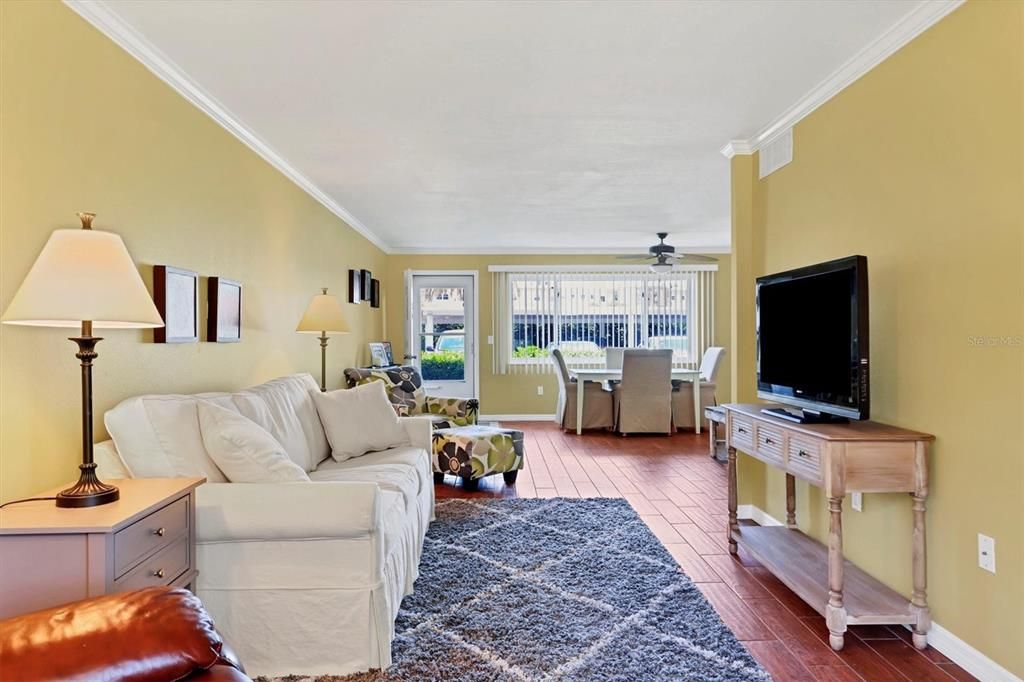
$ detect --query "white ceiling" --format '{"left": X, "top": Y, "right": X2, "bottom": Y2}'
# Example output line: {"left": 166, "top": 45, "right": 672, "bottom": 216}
{"left": 86, "top": 0, "right": 932, "bottom": 253}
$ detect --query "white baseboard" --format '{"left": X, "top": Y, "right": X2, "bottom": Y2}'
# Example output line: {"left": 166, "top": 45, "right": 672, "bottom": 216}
{"left": 478, "top": 414, "right": 556, "bottom": 422}
{"left": 737, "top": 504, "right": 784, "bottom": 526}
{"left": 908, "top": 622, "right": 1020, "bottom": 682}
{"left": 737, "top": 505, "right": 1019, "bottom": 682}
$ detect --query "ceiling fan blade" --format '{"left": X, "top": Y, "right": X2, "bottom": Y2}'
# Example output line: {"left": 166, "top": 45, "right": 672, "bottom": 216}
{"left": 675, "top": 254, "right": 718, "bottom": 263}
{"left": 615, "top": 254, "right": 655, "bottom": 260}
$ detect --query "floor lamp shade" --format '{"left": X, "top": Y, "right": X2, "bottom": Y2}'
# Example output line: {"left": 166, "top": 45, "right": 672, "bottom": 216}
{"left": 1, "top": 228, "right": 163, "bottom": 328}
{"left": 296, "top": 290, "right": 348, "bottom": 334}
{"left": 296, "top": 289, "right": 348, "bottom": 392}
{"left": 1, "top": 216, "right": 163, "bottom": 508}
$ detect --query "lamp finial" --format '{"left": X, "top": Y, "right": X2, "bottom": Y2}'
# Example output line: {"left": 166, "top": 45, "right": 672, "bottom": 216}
{"left": 77, "top": 212, "right": 96, "bottom": 230}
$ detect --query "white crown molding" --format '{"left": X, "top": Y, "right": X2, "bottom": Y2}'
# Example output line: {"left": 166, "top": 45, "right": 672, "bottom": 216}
{"left": 720, "top": 0, "right": 965, "bottom": 157}
{"left": 738, "top": 504, "right": 1020, "bottom": 682}
{"left": 389, "top": 244, "right": 732, "bottom": 256}
{"left": 62, "top": 0, "right": 391, "bottom": 253}
{"left": 720, "top": 140, "right": 754, "bottom": 159}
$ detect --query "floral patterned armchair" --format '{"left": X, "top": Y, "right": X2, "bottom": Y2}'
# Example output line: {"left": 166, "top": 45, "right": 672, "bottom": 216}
{"left": 343, "top": 365, "right": 478, "bottom": 428}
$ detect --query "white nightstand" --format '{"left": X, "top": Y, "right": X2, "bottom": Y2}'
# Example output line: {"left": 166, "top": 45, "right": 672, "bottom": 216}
{"left": 0, "top": 477, "right": 204, "bottom": 618}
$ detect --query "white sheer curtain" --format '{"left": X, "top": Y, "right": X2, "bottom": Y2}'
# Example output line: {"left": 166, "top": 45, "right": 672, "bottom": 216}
{"left": 490, "top": 266, "right": 716, "bottom": 375}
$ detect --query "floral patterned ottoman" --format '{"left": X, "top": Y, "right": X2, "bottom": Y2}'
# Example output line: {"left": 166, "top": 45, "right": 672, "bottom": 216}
{"left": 431, "top": 425, "right": 525, "bottom": 491}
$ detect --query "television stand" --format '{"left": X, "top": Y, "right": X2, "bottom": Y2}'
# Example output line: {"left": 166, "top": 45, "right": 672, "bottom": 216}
{"left": 723, "top": 403, "right": 934, "bottom": 652}
{"left": 761, "top": 406, "right": 848, "bottom": 424}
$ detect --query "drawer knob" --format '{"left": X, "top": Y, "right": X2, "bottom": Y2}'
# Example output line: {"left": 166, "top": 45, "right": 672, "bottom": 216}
{"left": 153, "top": 568, "right": 165, "bottom": 579}
{"left": 153, "top": 527, "right": 165, "bottom": 537}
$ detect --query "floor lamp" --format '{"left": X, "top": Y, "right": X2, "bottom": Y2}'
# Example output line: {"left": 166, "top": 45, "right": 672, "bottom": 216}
{"left": 1, "top": 213, "right": 164, "bottom": 507}
{"left": 297, "top": 288, "right": 348, "bottom": 391}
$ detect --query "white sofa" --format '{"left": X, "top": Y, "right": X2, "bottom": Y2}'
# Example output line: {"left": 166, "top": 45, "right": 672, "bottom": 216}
{"left": 93, "top": 373, "right": 434, "bottom": 678}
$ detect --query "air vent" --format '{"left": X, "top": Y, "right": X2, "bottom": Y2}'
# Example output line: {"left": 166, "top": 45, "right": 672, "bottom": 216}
{"left": 759, "top": 128, "right": 793, "bottom": 179}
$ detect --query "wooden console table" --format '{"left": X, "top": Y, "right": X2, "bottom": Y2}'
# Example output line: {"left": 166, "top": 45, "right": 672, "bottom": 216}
{"left": 723, "top": 404, "right": 933, "bottom": 651}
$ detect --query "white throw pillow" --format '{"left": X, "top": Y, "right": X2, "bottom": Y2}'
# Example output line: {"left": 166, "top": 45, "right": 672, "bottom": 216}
{"left": 312, "top": 381, "right": 410, "bottom": 462}
{"left": 197, "top": 401, "right": 310, "bottom": 483}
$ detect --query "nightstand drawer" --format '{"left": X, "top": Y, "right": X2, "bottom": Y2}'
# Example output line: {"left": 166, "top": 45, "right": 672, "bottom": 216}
{"left": 114, "top": 535, "right": 189, "bottom": 593}
{"left": 114, "top": 496, "right": 188, "bottom": 576}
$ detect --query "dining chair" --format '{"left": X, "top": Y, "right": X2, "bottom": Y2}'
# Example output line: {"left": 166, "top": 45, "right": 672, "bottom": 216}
{"left": 551, "top": 348, "right": 614, "bottom": 432}
{"left": 605, "top": 347, "right": 626, "bottom": 370}
{"left": 613, "top": 349, "right": 674, "bottom": 435}
{"left": 672, "top": 346, "right": 726, "bottom": 431}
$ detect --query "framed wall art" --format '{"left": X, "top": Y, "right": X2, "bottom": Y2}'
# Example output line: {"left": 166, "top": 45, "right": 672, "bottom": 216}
{"left": 348, "top": 269, "right": 362, "bottom": 304}
{"left": 207, "top": 277, "right": 242, "bottom": 343}
{"left": 153, "top": 265, "right": 198, "bottom": 343}
{"left": 370, "top": 278, "right": 380, "bottom": 308}
{"left": 360, "top": 269, "right": 372, "bottom": 300}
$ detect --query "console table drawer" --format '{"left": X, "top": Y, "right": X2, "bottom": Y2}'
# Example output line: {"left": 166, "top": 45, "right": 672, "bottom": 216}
{"left": 114, "top": 497, "right": 188, "bottom": 576}
{"left": 730, "top": 414, "right": 755, "bottom": 451}
{"left": 787, "top": 435, "right": 823, "bottom": 483}
{"left": 114, "top": 535, "right": 189, "bottom": 593}
{"left": 755, "top": 424, "right": 785, "bottom": 466}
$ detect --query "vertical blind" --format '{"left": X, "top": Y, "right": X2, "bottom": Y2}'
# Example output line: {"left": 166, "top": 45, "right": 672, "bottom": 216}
{"left": 491, "top": 266, "right": 716, "bottom": 375}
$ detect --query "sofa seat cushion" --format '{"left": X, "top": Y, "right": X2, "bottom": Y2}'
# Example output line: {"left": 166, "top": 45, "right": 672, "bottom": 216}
{"left": 313, "top": 456, "right": 421, "bottom": 509}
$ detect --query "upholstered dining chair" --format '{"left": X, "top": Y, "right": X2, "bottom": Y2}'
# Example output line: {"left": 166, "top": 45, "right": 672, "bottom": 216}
{"left": 551, "top": 348, "right": 614, "bottom": 432}
{"left": 605, "top": 347, "right": 626, "bottom": 370}
{"left": 613, "top": 349, "right": 674, "bottom": 435}
{"left": 672, "top": 346, "right": 726, "bottom": 431}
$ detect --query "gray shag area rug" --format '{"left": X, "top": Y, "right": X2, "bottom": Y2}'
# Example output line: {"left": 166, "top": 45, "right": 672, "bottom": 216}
{"left": 263, "top": 498, "right": 769, "bottom": 681}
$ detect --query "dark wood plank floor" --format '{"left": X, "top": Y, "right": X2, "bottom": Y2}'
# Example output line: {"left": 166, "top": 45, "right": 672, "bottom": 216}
{"left": 434, "top": 422, "right": 975, "bottom": 682}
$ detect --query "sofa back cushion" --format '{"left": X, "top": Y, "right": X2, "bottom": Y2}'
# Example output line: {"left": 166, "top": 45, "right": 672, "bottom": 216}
{"left": 197, "top": 401, "right": 310, "bottom": 483}
{"left": 343, "top": 365, "right": 426, "bottom": 416}
{"left": 105, "top": 393, "right": 230, "bottom": 481}
{"left": 231, "top": 374, "right": 328, "bottom": 472}
{"left": 105, "top": 373, "right": 328, "bottom": 480}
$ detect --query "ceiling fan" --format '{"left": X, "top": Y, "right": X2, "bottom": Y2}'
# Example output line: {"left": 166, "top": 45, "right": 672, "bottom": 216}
{"left": 617, "top": 233, "right": 718, "bottom": 273}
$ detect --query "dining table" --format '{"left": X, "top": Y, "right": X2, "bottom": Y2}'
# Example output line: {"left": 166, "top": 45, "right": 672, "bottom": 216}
{"left": 568, "top": 367, "right": 702, "bottom": 435}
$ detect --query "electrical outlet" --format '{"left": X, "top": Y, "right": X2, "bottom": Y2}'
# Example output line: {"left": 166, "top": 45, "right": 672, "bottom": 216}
{"left": 537, "top": 386, "right": 544, "bottom": 396}
{"left": 978, "top": 534, "right": 996, "bottom": 573}
{"left": 851, "top": 492, "right": 863, "bottom": 512}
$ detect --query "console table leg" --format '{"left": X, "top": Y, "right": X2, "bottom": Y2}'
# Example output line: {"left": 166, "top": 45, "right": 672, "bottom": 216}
{"left": 911, "top": 492, "right": 931, "bottom": 649}
{"left": 785, "top": 474, "right": 797, "bottom": 528}
{"left": 826, "top": 495, "right": 847, "bottom": 651}
{"left": 727, "top": 446, "right": 738, "bottom": 554}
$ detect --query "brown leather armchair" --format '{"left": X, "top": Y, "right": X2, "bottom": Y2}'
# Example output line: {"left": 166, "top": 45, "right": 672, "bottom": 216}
{"left": 0, "top": 587, "right": 250, "bottom": 682}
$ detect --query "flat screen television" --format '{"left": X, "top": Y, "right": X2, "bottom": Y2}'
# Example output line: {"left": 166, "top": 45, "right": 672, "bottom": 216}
{"left": 756, "top": 255, "right": 869, "bottom": 422}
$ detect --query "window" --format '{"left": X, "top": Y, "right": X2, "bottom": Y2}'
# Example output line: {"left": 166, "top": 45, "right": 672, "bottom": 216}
{"left": 490, "top": 266, "right": 717, "bottom": 374}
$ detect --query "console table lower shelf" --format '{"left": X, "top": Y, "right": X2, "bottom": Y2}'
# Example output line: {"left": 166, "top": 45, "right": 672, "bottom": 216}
{"left": 732, "top": 526, "right": 916, "bottom": 626}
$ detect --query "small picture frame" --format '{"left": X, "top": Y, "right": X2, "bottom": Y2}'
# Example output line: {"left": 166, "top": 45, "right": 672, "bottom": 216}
{"left": 207, "top": 277, "right": 242, "bottom": 343}
{"left": 348, "top": 269, "right": 362, "bottom": 304}
{"left": 361, "top": 269, "right": 373, "bottom": 301}
{"left": 370, "top": 278, "right": 380, "bottom": 308}
{"left": 369, "top": 341, "right": 394, "bottom": 368}
{"left": 153, "top": 265, "right": 198, "bottom": 343}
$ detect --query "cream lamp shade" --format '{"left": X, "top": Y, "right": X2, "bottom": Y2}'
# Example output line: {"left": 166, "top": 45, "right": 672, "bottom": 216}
{"left": 296, "top": 290, "right": 348, "bottom": 334}
{"left": 1, "top": 228, "right": 163, "bottom": 328}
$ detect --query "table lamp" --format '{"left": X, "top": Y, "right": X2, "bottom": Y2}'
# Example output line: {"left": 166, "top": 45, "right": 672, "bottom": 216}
{"left": 1, "top": 213, "right": 164, "bottom": 507}
{"left": 296, "top": 288, "right": 349, "bottom": 391}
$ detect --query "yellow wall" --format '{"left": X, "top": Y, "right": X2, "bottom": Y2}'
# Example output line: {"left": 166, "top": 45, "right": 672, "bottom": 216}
{"left": 0, "top": 1, "right": 386, "bottom": 500}
{"left": 731, "top": 1, "right": 1023, "bottom": 674}
{"left": 385, "top": 255, "right": 732, "bottom": 415}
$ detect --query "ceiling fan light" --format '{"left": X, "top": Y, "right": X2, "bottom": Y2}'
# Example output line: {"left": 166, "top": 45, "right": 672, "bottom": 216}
{"left": 649, "top": 261, "right": 674, "bottom": 274}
